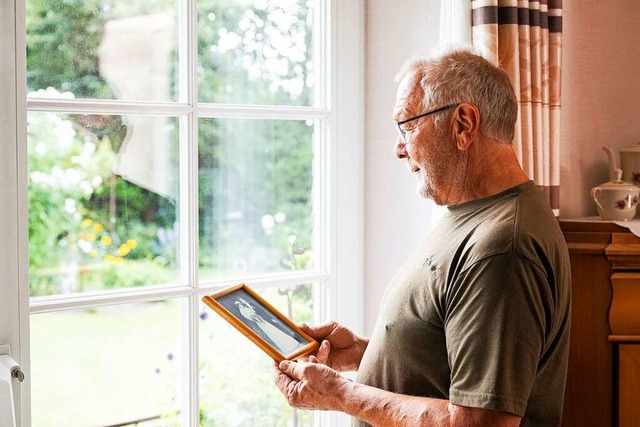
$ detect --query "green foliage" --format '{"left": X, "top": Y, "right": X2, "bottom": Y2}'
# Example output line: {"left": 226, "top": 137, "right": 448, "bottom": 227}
{"left": 196, "top": 0, "right": 313, "bottom": 106}
{"left": 27, "top": 0, "right": 111, "bottom": 98}
{"left": 26, "top": 110, "right": 177, "bottom": 294}
{"left": 27, "top": 112, "right": 115, "bottom": 270}
{"left": 27, "top": 0, "right": 316, "bottom": 285}
{"left": 195, "top": 0, "right": 316, "bottom": 276}
{"left": 101, "top": 259, "right": 177, "bottom": 288}
{"left": 198, "top": 117, "right": 313, "bottom": 274}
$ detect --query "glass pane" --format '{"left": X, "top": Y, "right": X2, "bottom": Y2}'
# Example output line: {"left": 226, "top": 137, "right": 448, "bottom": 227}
{"left": 198, "top": 118, "right": 315, "bottom": 282}
{"left": 197, "top": 0, "right": 315, "bottom": 106}
{"left": 26, "top": 0, "right": 178, "bottom": 101}
{"left": 199, "top": 283, "right": 315, "bottom": 426}
{"left": 31, "top": 300, "right": 184, "bottom": 426}
{"left": 28, "top": 112, "right": 180, "bottom": 296}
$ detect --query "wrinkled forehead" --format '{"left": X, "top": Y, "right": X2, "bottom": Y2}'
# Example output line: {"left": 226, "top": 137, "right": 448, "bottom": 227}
{"left": 394, "top": 71, "right": 425, "bottom": 116}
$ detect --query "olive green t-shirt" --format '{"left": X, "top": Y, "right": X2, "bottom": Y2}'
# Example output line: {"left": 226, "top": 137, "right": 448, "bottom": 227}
{"left": 355, "top": 181, "right": 571, "bottom": 427}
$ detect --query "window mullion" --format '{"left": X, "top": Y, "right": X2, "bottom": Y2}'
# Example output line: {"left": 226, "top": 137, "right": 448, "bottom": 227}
{"left": 198, "top": 270, "right": 331, "bottom": 294}
{"left": 29, "top": 285, "right": 194, "bottom": 314}
{"left": 180, "top": 0, "right": 200, "bottom": 423}
{"left": 26, "top": 98, "right": 192, "bottom": 115}
{"left": 196, "top": 104, "right": 329, "bottom": 120}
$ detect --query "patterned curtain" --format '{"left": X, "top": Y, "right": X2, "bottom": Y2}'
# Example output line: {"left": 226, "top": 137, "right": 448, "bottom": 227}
{"left": 471, "top": 0, "right": 563, "bottom": 215}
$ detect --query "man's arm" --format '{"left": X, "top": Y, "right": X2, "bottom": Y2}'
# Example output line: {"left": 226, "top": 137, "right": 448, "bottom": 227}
{"left": 275, "top": 361, "right": 521, "bottom": 427}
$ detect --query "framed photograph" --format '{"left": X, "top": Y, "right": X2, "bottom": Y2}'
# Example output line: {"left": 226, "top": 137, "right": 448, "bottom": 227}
{"left": 202, "top": 283, "right": 319, "bottom": 362}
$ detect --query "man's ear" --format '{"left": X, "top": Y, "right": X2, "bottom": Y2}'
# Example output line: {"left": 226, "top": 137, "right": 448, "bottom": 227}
{"left": 452, "top": 103, "right": 480, "bottom": 150}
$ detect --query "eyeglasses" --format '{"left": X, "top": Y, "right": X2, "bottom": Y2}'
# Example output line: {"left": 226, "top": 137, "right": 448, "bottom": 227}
{"left": 396, "top": 103, "right": 459, "bottom": 143}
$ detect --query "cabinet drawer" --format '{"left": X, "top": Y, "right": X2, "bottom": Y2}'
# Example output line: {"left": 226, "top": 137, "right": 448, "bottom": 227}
{"left": 610, "top": 273, "right": 640, "bottom": 335}
{"left": 618, "top": 344, "right": 640, "bottom": 427}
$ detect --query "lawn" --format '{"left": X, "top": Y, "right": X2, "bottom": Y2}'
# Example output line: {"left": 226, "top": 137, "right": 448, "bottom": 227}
{"left": 30, "top": 300, "right": 183, "bottom": 427}
{"left": 30, "top": 286, "right": 314, "bottom": 427}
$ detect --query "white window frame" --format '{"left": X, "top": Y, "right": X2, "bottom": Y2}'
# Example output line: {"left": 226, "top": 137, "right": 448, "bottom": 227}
{"left": 0, "top": 0, "right": 363, "bottom": 425}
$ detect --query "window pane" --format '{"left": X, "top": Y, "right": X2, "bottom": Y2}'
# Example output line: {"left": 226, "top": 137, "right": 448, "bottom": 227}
{"left": 28, "top": 112, "right": 179, "bottom": 296}
{"left": 199, "top": 118, "right": 315, "bottom": 282}
{"left": 197, "top": 0, "right": 315, "bottom": 106}
{"left": 199, "top": 283, "right": 315, "bottom": 426}
{"left": 31, "top": 300, "right": 184, "bottom": 426}
{"left": 26, "top": 0, "right": 178, "bottom": 101}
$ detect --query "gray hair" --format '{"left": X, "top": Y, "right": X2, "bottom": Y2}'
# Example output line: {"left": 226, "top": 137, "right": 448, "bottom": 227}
{"left": 396, "top": 47, "right": 518, "bottom": 142}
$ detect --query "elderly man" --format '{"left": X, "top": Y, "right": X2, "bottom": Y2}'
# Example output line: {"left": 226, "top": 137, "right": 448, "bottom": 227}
{"left": 275, "top": 49, "right": 571, "bottom": 427}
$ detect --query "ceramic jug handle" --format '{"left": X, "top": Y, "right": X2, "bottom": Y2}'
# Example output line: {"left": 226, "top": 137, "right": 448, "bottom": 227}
{"left": 591, "top": 187, "right": 605, "bottom": 212}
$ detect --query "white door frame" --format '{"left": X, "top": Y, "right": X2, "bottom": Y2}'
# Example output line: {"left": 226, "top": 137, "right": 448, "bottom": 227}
{"left": 0, "top": 0, "right": 29, "bottom": 425}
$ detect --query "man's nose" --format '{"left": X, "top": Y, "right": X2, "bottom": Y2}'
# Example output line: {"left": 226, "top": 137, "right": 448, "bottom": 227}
{"left": 394, "top": 137, "right": 408, "bottom": 159}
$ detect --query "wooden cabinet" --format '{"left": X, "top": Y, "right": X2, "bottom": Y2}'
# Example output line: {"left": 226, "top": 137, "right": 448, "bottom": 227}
{"left": 618, "top": 344, "right": 640, "bottom": 427}
{"left": 561, "top": 220, "right": 640, "bottom": 427}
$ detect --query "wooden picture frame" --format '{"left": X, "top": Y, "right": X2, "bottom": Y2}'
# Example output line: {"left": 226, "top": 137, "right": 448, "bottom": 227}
{"left": 202, "top": 283, "right": 319, "bottom": 362}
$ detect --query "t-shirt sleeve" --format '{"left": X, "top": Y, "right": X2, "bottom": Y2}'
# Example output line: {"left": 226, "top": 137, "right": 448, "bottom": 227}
{"left": 445, "top": 251, "right": 551, "bottom": 417}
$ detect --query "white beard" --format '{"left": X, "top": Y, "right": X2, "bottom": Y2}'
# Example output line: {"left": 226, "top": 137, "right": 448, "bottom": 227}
{"left": 415, "top": 171, "right": 433, "bottom": 200}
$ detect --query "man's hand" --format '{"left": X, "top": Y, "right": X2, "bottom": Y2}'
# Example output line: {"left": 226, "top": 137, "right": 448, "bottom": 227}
{"left": 274, "top": 360, "right": 351, "bottom": 411}
{"left": 299, "top": 321, "right": 369, "bottom": 372}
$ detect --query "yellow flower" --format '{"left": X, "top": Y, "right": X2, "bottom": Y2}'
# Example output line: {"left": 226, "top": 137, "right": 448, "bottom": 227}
{"left": 118, "top": 244, "right": 131, "bottom": 257}
{"left": 127, "top": 239, "right": 138, "bottom": 249}
{"left": 100, "top": 236, "right": 112, "bottom": 245}
{"left": 85, "top": 233, "right": 96, "bottom": 241}
{"left": 103, "top": 254, "right": 124, "bottom": 264}
{"left": 81, "top": 219, "right": 93, "bottom": 227}
{"left": 90, "top": 250, "right": 98, "bottom": 258}
{"left": 92, "top": 223, "right": 103, "bottom": 233}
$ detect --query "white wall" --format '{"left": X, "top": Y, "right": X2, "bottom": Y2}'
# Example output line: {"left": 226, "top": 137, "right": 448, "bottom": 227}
{"left": 559, "top": 0, "right": 640, "bottom": 217}
{"left": 364, "top": 0, "right": 441, "bottom": 334}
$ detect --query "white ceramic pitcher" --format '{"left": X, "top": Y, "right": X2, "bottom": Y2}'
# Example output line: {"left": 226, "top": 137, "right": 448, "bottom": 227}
{"left": 603, "top": 144, "right": 640, "bottom": 184}
{"left": 591, "top": 169, "right": 640, "bottom": 221}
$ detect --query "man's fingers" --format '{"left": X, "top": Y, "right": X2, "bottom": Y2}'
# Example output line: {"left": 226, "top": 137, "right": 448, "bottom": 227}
{"left": 298, "top": 321, "right": 337, "bottom": 340}
{"left": 279, "top": 360, "right": 299, "bottom": 378}
{"left": 274, "top": 367, "right": 294, "bottom": 392}
{"left": 275, "top": 362, "right": 310, "bottom": 409}
{"left": 315, "top": 340, "right": 330, "bottom": 364}
{"left": 280, "top": 360, "right": 318, "bottom": 381}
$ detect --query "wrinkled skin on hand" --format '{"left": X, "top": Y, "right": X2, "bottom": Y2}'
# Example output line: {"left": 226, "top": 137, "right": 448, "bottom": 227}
{"left": 297, "top": 321, "right": 367, "bottom": 372}
{"left": 274, "top": 359, "right": 351, "bottom": 411}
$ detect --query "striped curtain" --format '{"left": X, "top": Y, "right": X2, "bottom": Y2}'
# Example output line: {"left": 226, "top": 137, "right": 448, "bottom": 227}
{"left": 471, "top": 0, "right": 563, "bottom": 215}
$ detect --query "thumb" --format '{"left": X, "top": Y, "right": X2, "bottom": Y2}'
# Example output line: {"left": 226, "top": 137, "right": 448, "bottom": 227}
{"left": 279, "top": 360, "right": 303, "bottom": 380}
{"left": 279, "top": 360, "right": 299, "bottom": 375}
{"left": 279, "top": 360, "right": 291, "bottom": 371}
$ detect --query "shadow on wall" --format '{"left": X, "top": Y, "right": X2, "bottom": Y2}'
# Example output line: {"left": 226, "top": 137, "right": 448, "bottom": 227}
{"left": 562, "top": 157, "right": 609, "bottom": 218}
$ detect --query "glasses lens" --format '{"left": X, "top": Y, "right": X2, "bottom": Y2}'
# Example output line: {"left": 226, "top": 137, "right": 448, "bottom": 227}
{"left": 396, "top": 125, "right": 406, "bottom": 143}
